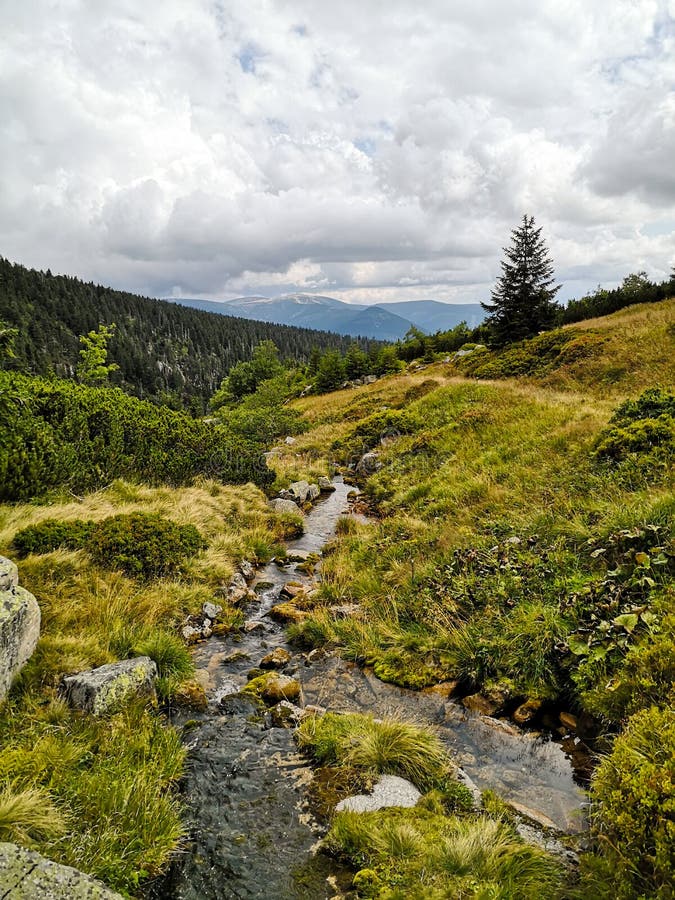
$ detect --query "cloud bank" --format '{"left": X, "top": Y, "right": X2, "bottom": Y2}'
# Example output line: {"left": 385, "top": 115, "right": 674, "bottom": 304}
{"left": 1, "top": 0, "right": 674, "bottom": 304}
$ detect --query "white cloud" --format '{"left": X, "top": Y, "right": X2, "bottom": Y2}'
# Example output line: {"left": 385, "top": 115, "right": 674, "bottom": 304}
{"left": 0, "top": 0, "right": 674, "bottom": 304}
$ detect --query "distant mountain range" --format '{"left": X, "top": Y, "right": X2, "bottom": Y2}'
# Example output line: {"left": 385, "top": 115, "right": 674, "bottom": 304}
{"left": 168, "top": 294, "right": 485, "bottom": 341}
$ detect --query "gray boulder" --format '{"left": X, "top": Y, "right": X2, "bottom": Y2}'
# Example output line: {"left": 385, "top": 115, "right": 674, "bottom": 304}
{"left": 202, "top": 601, "right": 222, "bottom": 621}
{"left": 363, "top": 374, "right": 378, "bottom": 384}
{"left": 336, "top": 775, "right": 421, "bottom": 813}
{"left": 356, "top": 451, "right": 382, "bottom": 476}
{"left": 269, "top": 498, "right": 303, "bottom": 515}
{"left": 1, "top": 556, "right": 40, "bottom": 702}
{"left": 0, "top": 842, "right": 123, "bottom": 898}
{"left": 306, "top": 483, "right": 320, "bottom": 502}
{"left": 61, "top": 657, "right": 157, "bottom": 715}
{"left": 318, "top": 475, "right": 336, "bottom": 492}
{"left": 288, "top": 480, "right": 311, "bottom": 503}
{"left": 0, "top": 557, "right": 18, "bottom": 592}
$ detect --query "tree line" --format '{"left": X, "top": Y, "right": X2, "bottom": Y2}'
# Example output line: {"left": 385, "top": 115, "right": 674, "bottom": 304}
{"left": 0, "top": 257, "right": 380, "bottom": 411}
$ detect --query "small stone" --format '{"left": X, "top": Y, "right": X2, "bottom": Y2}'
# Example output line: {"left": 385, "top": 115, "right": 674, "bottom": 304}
{"left": 268, "top": 602, "right": 306, "bottom": 624}
{"left": 239, "top": 560, "right": 256, "bottom": 582}
{"left": 462, "top": 693, "right": 502, "bottom": 716}
{"left": 356, "top": 452, "right": 382, "bottom": 476}
{"left": 284, "top": 436, "right": 296, "bottom": 445}
{"left": 559, "top": 711, "right": 578, "bottom": 732}
{"left": 244, "top": 621, "right": 266, "bottom": 634}
{"left": 202, "top": 601, "right": 222, "bottom": 621}
{"left": 270, "top": 700, "right": 305, "bottom": 727}
{"left": 363, "top": 374, "right": 377, "bottom": 384}
{"left": 280, "top": 582, "right": 307, "bottom": 599}
{"left": 513, "top": 699, "right": 543, "bottom": 725}
{"left": 61, "top": 657, "right": 157, "bottom": 716}
{"left": 318, "top": 476, "right": 336, "bottom": 492}
{"left": 505, "top": 536, "right": 522, "bottom": 545}
{"left": 182, "top": 624, "right": 203, "bottom": 644}
{"left": 260, "top": 647, "right": 291, "bottom": 669}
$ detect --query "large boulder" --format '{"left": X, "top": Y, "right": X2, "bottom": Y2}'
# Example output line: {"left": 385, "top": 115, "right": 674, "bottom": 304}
{"left": 61, "top": 657, "right": 157, "bottom": 715}
{"left": 288, "top": 480, "right": 311, "bottom": 503}
{"left": 0, "top": 842, "right": 123, "bottom": 898}
{"left": 0, "top": 556, "right": 40, "bottom": 702}
{"left": 269, "top": 498, "right": 303, "bottom": 515}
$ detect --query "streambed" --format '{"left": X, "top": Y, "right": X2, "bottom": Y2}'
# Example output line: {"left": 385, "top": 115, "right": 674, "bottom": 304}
{"left": 160, "top": 478, "right": 586, "bottom": 899}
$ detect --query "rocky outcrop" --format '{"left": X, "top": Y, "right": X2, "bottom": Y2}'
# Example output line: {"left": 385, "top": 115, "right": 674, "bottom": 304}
{"left": 0, "top": 556, "right": 40, "bottom": 702}
{"left": 0, "top": 842, "right": 123, "bottom": 898}
{"left": 61, "top": 657, "right": 157, "bottom": 715}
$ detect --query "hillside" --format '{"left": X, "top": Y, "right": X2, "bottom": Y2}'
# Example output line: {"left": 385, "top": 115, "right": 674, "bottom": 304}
{"left": 171, "top": 292, "right": 486, "bottom": 340}
{"left": 266, "top": 298, "right": 674, "bottom": 898}
{"left": 0, "top": 259, "right": 379, "bottom": 408}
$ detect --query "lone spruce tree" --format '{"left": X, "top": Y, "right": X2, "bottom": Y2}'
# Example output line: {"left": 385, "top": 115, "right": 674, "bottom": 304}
{"left": 482, "top": 215, "right": 561, "bottom": 346}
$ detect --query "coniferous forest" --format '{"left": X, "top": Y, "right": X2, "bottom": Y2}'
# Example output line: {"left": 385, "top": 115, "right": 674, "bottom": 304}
{"left": 0, "top": 258, "right": 379, "bottom": 410}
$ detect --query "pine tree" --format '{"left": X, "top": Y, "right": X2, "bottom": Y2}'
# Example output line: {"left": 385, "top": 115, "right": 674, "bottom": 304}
{"left": 482, "top": 215, "right": 561, "bottom": 346}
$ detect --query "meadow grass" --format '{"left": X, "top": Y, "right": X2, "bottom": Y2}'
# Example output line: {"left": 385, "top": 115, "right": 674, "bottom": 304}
{"left": 0, "top": 477, "right": 290, "bottom": 895}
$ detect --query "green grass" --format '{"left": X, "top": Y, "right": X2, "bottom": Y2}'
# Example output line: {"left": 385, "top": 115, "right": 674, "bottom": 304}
{"left": 0, "top": 477, "right": 293, "bottom": 895}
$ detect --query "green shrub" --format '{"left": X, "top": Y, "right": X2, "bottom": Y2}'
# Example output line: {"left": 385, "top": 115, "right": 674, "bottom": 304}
{"left": 609, "top": 387, "right": 675, "bottom": 426}
{"left": 594, "top": 416, "right": 675, "bottom": 461}
{"left": 12, "top": 518, "right": 93, "bottom": 556}
{"left": 0, "top": 371, "right": 273, "bottom": 501}
{"left": 87, "top": 512, "right": 207, "bottom": 578}
{"left": 586, "top": 706, "right": 675, "bottom": 898}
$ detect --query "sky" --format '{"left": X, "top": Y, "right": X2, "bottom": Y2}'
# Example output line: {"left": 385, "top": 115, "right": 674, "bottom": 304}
{"left": 1, "top": 0, "right": 674, "bottom": 306}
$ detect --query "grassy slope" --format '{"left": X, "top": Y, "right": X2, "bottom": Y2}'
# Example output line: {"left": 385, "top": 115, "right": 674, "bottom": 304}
{"left": 0, "top": 479, "right": 296, "bottom": 895}
{"left": 275, "top": 299, "right": 674, "bottom": 897}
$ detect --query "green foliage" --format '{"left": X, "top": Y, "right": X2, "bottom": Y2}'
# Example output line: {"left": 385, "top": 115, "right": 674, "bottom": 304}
{"left": 584, "top": 706, "right": 675, "bottom": 898}
{"left": 609, "top": 387, "right": 675, "bottom": 425}
{"left": 0, "top": 257, "right": 376, "bottom": 408}
{"left": 0, "top": 371, "right": 273, "bottom": 501}
{"left": 76, "top": 323, "right": 119, "bottom": 385}
{"left": 12, "top": 518, "right": 93, "bottom": 556}
{"left": 325, "top": 809, "right": 563, "bottom": 899}
{"left": 315, "top": 349, "right": 347, "bottom": 392}
{"left": 297, "top": 712, "right": 453, "bottom": 791}
{"left": 212, "top": 340, "right": 285, "bottom": 403}
{"left": 87, "top": 512, "right": 207, "bottom": 579}
{"left": 216, "top": 371, "right": 308, "bottom": 443}
{"left": 0, "top": 784, "right": 67, "bottom": 845}
{"left": 482, "top": 215, "right": 561, "bottom": 346}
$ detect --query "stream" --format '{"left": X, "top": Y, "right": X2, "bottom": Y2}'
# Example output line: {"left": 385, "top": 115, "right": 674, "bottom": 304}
{"left": 159, "top": 477, "right": 587, "bottom": 899}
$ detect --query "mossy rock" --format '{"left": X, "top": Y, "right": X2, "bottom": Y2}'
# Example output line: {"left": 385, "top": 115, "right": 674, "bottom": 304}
{"left": 242, "top": 672, "right": 301, "bottom": 705}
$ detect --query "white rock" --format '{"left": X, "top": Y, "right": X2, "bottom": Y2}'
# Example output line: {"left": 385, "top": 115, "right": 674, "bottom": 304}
{"left": 0, "top": 577, "right": 40, "bottom": 702}
{"left": 336, "top": 775, "right": 421, "bottom": 813}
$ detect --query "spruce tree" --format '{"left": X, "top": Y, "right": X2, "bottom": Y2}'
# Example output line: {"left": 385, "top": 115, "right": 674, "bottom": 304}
{"left": 482, "top": 215, "right": 561, "bottom": 346}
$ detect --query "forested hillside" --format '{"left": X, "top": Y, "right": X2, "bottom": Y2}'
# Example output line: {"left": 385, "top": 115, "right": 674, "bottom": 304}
{"left": 0, "top": 258, "right": 378, "bottom": 409}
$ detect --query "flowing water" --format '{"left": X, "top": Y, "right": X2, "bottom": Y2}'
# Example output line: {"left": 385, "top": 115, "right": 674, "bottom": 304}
{"left": 159, "top": 478, "right": 587, "bottom": 899}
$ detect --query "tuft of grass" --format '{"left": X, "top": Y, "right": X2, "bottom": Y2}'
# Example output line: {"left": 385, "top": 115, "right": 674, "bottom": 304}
{"left": 0, "top": 785, "right": 67, "bottom": 845}
{"left": 297, "top": 711, "right": 453, "bottom": 792}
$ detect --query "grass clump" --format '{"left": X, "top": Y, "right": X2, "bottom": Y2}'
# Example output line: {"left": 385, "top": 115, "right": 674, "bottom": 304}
{"left": 324, "top": 809, "right": 563, "bottom": 899}
{"left": 0, "top": 784, "right": 67, "bottom": 845}
{"left": 297, "top": 711, "right": 454, "bottom": 792}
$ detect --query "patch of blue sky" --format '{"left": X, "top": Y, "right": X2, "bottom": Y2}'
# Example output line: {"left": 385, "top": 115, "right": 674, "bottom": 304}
{"left": 237, "top": 44, "right": 259, "bottom": 74}
{"left": 354, "top": 137, "right": 376, "bottom": 156}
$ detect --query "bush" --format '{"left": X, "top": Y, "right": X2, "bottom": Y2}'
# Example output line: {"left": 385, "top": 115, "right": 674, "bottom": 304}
{"left": 587, "top": 706, "right": 675, "bottom": 898}
{"left": 0, "top": 371, "right": 273, "bottom": 501}
{"left": 12, "top": 518, "right": 93, "bottom": 556}
{"left": 87, "top": 513, "right": 207, "bottom": 578}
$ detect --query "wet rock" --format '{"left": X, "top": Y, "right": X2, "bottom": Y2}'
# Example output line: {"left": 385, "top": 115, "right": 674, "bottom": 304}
{"left": 1, "top": 566, "right": 41, "bottom": 702}
{"left": 227, "top": 572, "right": 250, "bottom": 604}
{"left": 244, "top": 672, "right": 301, "bottom": 705}
{"left": 244, "top": 621, "right": 266, "bottom": 634}
{"left": 260, "top": 647, "right": 291, "bottom": 669}
{"left": 239, "top": 560, "right": 256, "bottom": 582}
{"left": 280, "top": 581, "right": 307, "bottom": 599}
{"left": 462, "top": 693, "right": 502, "bottom": 716}
{"left": 513, "top": 699, "right": 543, "bottom": 725}
{"left": 269, "top": 498, "right": 303, "bottom": 515}
{"left": 0, "top": 841, "right": 123, "bottom": 898}
{"left": 559, "top": 712, "right": 578, "bottom": 733}
{"left": 269, "top": 602, "right": 307, "bottom": 624}
{"left": 202, "top": 601, "right": 222, "bottom": 621}
{"left": 422, "top": 680, "right": 460, "bottom": 699}
{"left": 61, "top": 657, "right": 157, "bottom": 715}
{"left": 318, "top": 476, "right": 336, "bottom": 492}
{"left": 356, "top": 452, "right": 382, "bottom": 476}
{"left": 336, "top": 775, "right": 421, "bottom": 813}
{"left": 182, "top": 623, "right": 203, "bottom": 644}
{"left": 509, "top": 800, "right": 562, "bottom": 832}
{"left": 270, "top": 700, "right": 305, "bottom": 727}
